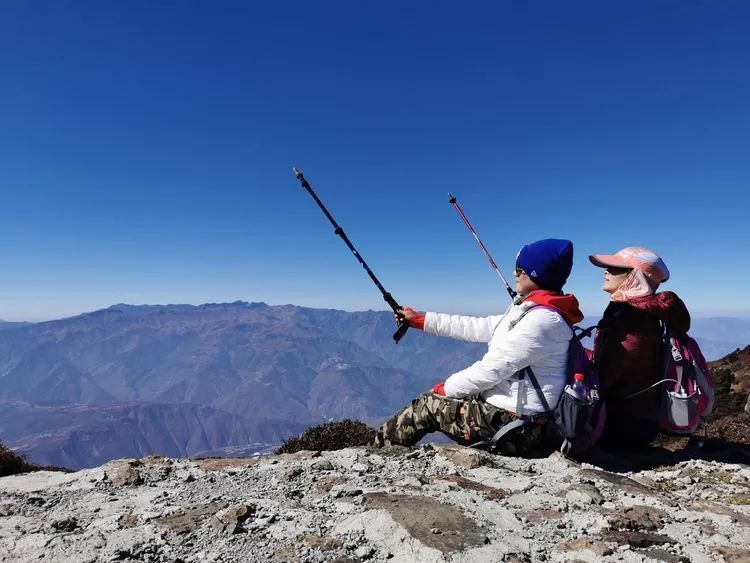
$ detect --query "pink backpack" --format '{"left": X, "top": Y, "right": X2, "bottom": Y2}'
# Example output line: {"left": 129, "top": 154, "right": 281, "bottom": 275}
{"left": 659, "top": 327, "right": 715, "bottom": 435}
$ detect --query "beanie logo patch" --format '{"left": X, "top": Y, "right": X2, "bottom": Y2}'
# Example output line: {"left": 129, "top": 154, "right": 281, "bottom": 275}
{"left": 530, "top": 270, "right": 538, "bottom": 278}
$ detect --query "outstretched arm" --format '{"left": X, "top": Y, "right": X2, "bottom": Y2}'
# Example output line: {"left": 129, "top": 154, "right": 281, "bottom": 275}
{"left": 398, "top": 306, "right": 506, "bottom": 343}
{"left": 423, "top": 306, "right": 510, "bottom": 343}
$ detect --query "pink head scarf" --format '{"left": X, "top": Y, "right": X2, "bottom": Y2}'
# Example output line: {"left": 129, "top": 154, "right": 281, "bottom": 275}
{"left": 610, "top": 268, "right": 661, "bottom": 301}
{"left": 589, "top": 246, "right": 670, "bottom": 302}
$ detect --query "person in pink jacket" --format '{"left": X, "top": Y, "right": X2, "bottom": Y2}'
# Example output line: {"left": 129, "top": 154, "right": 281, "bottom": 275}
{"left": 372, "top": 239, "right": 584, "bottom": 456}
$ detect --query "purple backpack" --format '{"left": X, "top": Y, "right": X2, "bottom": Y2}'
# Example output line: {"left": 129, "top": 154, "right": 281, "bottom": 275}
{"left": 550, "top": 326, "right": 607, "bottom": 455}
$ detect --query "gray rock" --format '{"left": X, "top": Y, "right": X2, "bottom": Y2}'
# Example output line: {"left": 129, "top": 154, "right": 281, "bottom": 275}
{"left": 105, "top": 463, "right": 143, "bottom": 487}
{"left": 565, "top": 483, "right": 604, "bottom": 506}
{"left": 212, "top": 503, "right": 255, "bottom": 535}
{"left": 2, "top": 447, "right": 749, "bottom": 563}
{"left": 437, "top": 475, "right": 507, "bottom": 500}
{"left": 285, "top": 467, "right": 304, "bottom": 480}
{"left": 215, "top": 504, "right": 254, "bottom": 525}
{"left": 51, "top": 517, "right": 79, "bottom": 532}
{"left": 351, "top": 462, "right": 370, "bottom": 473}
{"left": 554, "top": 538, "right": 613, "bottom": 557}
{"left": 633, "top": 548, "right": 689, "bottom": 563}
{"left": 608, "top": 506, "right": 668, "bottom": 532}
{"left": 396, "top": 476, "right": 423, "bottom": 488}
{"left": 117, "top": 514, "right": 138, "bottom": 529}
{"left": 713, "top": 546, "right": 750, "bottom": 563}
{"left": 154, "top": 502, "right": 224, "bottom": 535}
{"left": 251, "top": 514, "right": 277, "bottom": 529}
{"left": 433, "top": 445, "right": 493, "bottom": 469}
{"left": 312, "top": 460, "right": 334, "bottom": 471}
{"left": 363, "top": 492, "right": 488, "bottom": 554}
{"left": 331, "top": 485, "right": 363, "bottom": 498}
{"left": 299, "top": 533, "right": 344, "bottom": 551}
{"left": 601, "top": 530, "right": 677, "bottom": 548}
{"left": 354, "top": 545, "right": 375, "bottom": 559}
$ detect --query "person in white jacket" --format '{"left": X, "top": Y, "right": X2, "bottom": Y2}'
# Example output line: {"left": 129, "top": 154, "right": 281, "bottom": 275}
{"left": 372, "top": 239, "right": 584, "bottom": 456}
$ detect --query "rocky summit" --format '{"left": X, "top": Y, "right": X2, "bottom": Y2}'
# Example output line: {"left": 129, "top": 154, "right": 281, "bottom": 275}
{"left": 1, "top": 446, "right": 749, "bottom": 562}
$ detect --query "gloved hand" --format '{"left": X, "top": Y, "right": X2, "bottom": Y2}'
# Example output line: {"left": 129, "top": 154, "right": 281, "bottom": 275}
{"left": 396, "top": 307, "right": 425, "bottom": 330}
{"left": 432, "top": 382, "right": 446, "bottom": 396}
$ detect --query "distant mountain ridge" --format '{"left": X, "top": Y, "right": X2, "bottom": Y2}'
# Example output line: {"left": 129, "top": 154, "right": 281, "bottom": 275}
{"left": 0, "top": 301, "right": 485, "bottom": 467}
{"left": 689, "top": 317, "right": 750, "bottom": 361}
{"left": 0, "top": 320, "right": 30, "bottom": 331}
{"left": 0, "top": 301, "right": 747, "bottom": 469}
{"left": 0, "top": 301, "right": 483, "bottom": 416}
{"left": 0, "top": 401, "right": 305, "bottom": 469}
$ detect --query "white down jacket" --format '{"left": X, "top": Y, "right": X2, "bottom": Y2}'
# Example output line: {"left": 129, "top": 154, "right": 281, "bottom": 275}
{"left": 424, "top": 300, "right": 574, "bottom": 415}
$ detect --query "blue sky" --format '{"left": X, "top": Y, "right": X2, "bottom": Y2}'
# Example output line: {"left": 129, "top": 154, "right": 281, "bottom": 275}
{"left": 1, "top": 1, "right": 749, "bottom": 321}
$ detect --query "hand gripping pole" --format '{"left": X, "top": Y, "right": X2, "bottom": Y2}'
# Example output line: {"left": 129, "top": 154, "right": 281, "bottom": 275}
{"left": 293, "top": 168, "right": 409, "bottom": 342}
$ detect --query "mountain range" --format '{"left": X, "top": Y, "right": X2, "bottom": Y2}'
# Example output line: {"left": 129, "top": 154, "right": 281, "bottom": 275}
{"left": 0, "top": 320, "right": 30, "bottom": 331}
{"left": 0, "top": 302, "right": 747, "bottom": 469}
{"left": 0, "top": 302, "right": 484, "bottom": 468}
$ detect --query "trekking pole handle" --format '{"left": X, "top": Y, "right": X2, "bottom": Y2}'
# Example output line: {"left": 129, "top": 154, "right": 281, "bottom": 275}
{"left": 383, "top": 292, "right": 410, "bottom": 343}
{"left": 393, "top": 319, "right": 410, "bottom": 343}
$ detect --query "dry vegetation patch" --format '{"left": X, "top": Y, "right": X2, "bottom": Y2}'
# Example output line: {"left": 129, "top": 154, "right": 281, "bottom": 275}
{"left": 0, "top": 441, "right": 39, "bottom": 477}
{"left": 274, "top": 419, "right": 376, "bottom": 454}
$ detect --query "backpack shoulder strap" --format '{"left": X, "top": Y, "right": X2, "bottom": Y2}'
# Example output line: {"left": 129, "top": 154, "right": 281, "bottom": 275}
{"left": 524, "top": 366, "right": 554, "bottom": 415}
{"left": 470, "top": 418, "right": 531, "bottom": 453}
{"left": 515, "top": 304, "right": 571, "bottom": 416}
{"left": 519, "top": 304, "right": 576, "bottom": 336}
{"left": 475, "top": 310, "right": 561, "bottom": 453}
{"left": 592, "top": 306, "right": 628, "bottom": 368}
{"left": 576, "top": 325, "right": 597, "bottom": 340}
{"left": 473, "top": 371, "right": 551, "bottom": 453}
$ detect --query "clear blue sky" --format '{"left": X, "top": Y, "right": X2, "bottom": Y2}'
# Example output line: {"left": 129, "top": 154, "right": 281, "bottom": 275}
{"left": 1, "top": 1, "right": 749, "bottom": 321}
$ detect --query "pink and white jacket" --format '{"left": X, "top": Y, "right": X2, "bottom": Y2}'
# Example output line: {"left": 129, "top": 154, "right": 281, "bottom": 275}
{"left": 423, "top": 291, "right": 584, "bottom": 415}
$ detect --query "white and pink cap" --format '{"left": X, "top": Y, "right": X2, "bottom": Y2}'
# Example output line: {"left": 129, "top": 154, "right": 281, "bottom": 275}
{"left": 589, "top": 247, "right": 670, "bottom": 283}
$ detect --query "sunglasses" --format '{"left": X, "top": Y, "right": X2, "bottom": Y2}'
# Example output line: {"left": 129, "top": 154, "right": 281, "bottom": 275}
{"left": 605, "top": 266, "right": 632, "bottom": 276}
{"left": 514, "top": 267, "right": 526, "bottom": 276}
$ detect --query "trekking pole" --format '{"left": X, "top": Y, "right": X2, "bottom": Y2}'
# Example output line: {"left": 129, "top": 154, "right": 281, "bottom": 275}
{"left": 293, "top": 167, "right": 410, "bottom": 343}
{"left": 448, "top": 193, "right": 517, "bottom": 300}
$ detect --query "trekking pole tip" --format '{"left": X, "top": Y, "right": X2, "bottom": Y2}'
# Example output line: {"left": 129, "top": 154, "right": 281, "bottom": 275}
{"left": 448, "top": 193, "right": 456, "bottom": 203}
{"left": 292, "top": 167, "right": 302, "bottom": 178}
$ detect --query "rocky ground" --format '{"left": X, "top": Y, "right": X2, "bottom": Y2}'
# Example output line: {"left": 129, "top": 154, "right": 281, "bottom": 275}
{"left": 1, "top": 445, "right": 749, "bottom": 562}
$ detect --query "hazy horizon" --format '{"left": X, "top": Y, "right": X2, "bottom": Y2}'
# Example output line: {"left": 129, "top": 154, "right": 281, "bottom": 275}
{"left": 3, "top": 298, "right": 750, "bottom": 325}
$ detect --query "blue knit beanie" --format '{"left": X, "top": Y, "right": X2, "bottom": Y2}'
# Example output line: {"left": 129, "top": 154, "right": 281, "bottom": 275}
{"left": 516, "top": 239, "right": 574, "bottom": 292}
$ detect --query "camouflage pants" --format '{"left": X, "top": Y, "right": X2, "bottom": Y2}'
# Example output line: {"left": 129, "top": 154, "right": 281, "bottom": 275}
{"left": 373, "top": 392, "right": 547, "bottom": 457}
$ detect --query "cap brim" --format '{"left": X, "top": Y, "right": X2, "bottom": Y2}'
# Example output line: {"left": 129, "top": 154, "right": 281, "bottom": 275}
{"left": 588, "top": 254, "right": 632, "bottom": 269}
